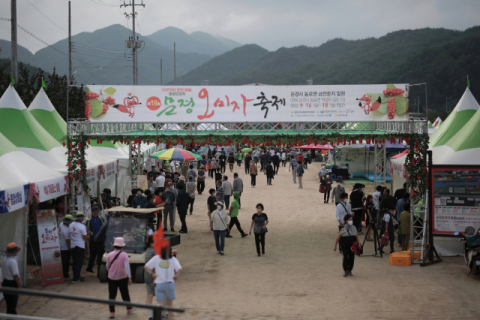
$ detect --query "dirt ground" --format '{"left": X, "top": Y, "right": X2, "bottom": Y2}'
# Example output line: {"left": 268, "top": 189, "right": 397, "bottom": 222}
{"left": 2, "top": 162, "right": 480, "bottom": 319}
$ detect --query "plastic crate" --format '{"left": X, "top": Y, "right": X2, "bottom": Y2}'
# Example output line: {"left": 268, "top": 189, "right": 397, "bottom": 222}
{"left": 389, "top": 252, "right": 412, "bottom": 266}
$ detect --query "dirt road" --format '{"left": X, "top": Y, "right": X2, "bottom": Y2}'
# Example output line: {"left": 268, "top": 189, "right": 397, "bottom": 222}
{"left": 2, "top": 162, "right": 479, "bottom": 319}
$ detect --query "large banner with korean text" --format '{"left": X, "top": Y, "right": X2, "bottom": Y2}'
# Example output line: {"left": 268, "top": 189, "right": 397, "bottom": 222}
{"left": 85, "top": 84, "right": 409, "bottom": 123}
{"left": 36, "top": 210, "right": 64, "bottom": 285}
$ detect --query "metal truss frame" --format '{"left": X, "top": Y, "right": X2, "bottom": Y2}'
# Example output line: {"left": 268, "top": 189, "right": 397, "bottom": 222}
{"left": 411, "top": 191, "right": 428, "bottom": 263}
{"left": 67, "top": 119, "right": 427, "bottom": 137}
{"left": 373, "top": 144, "right": 387, "bottom": 187}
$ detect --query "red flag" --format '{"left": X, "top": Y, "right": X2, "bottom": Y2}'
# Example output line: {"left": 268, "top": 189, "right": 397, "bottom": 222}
{"left": 152, "top": 224, "right": 169, "bottom": 257}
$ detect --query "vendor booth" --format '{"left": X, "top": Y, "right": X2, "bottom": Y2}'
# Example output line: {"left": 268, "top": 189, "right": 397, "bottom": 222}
{"left": 429, "top": 88, "right": 480, "bottom": 256}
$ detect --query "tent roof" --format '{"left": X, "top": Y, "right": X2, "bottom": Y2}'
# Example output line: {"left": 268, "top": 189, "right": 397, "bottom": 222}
{"left": 28, "top": 88, "right": 67, "bottom": 142}
{"left": 429, "top": 88, "right": 480, "bottom": 148}
{"left": 0, "top": 132, "right": 65, "bottom": 183}
{"left": 0, "top": 86, "right": 60, "bottom": 151}
{"left": 0, "top": 168, "right": 27, "bottom": 192}
{"left": 391, "top": 149, "right": 409, "bottom": 159}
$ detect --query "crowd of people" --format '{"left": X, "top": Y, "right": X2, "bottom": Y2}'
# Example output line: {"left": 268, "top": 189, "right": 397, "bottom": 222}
{"left": 1, "top": 144, "right": 416, "bottom": 318}
{"left": 333, "top": 182, "right": 412, "bottom": 276}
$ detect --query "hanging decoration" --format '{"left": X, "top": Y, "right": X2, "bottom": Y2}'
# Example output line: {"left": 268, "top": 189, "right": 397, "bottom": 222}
{"left": 66, "top": 133, "right": 89, "bottom": 194}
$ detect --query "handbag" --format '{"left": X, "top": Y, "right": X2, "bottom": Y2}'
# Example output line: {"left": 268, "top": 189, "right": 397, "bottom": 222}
{"left": 319, "top": 184, "right": 326, "bottom": 193}
{"left": 259, "top": 227, "right": 268, "bottom": 233}
{"left": 380, "top": 232, "right": 390, "bottom": 246}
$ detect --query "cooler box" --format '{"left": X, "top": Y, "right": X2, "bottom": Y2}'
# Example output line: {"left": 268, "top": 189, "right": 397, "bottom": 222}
{"left": 389, "top": 252, "right": 412, "bottom": 266}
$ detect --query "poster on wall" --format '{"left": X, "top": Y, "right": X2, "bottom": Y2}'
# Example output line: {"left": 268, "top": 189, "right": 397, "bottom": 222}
{"left": 0, "top": 184, "right": 29, "bottom": 214}
{"left": 36, "top": 210, "right": 64, "bottom": 285}
{"left": 137, "top": 175, "right": 148, "bottom": 192}
{"left": 85, "top": 84, "right": 409, "bottom": 123}
{"left": 432, "top": 167, "right": 480, "bottom": 235}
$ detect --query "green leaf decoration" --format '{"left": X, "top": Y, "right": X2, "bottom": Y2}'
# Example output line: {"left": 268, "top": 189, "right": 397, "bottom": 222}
{"left": 386, "top": 84, "right": 397, "bottom": 90}
{"left": 90, "top": 100, "right": 104, "bottom": 118}
{"left": 85, "top": 87, "right": 92, "bottom": 93}
{"left": 104, "top": 87, "right": 116, "bottom": 95}
{"left": 395, "top": 96, "right": 408, "bottom": 115}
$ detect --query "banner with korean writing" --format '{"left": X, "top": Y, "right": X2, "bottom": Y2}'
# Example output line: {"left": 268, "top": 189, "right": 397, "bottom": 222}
{"left": 432, "top": 167, "right": 480, "bottom": 235}
{"left": 0, "top": 184, "right": 29, "bottom": 214}
{"left": 30, "top": 176, "right": 70, "bottom": 203}
{"left": 36, "top": 210, "right": 64, "bottom": 285}
{"left": 85, "top": 84, "right": 409, "bottom": 123}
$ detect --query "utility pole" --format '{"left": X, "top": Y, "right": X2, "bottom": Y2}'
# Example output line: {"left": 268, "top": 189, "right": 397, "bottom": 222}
{"left": 68, "top": 1, "right": 72, "bottom": 86}
{"left": 121, "top": 0, "right": 145, "bottom": 85}
{"left": 11, "top": 0, "right": 17, "bottom": 82}
{"left": 160, "top": 59, "right": 162, "bottom": 85}
{"left": 174, "top": 42, "right": 176, "bottom": 85}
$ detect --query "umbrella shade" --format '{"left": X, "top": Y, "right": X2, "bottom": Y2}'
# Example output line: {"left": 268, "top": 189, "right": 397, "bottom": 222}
{"left": 298, "top": 144, "right": 333, "bottom": 150}
{"left": 150, "top": 148, "right": 201, "bottom": 161}
{"left": 241, "top": 148, "right": 253, "bottom": 152}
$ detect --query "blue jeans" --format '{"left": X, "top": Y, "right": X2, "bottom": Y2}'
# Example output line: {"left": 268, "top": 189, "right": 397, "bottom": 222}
{"left": 214, "top": 230, "right": 226, "bottom": 252}
{"left": 267, "top": 177, "right": 272, "bottom": 185}
{"left": 224, "top": 195, "right": 231, "bottom": 209}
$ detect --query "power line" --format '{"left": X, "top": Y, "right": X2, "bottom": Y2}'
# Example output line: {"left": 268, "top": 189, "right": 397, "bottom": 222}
{"left": 26, "top": 0, "right": 68, "bottom": 33}
{"left": 90, "top": 0, "right": 118, "bottom": 7}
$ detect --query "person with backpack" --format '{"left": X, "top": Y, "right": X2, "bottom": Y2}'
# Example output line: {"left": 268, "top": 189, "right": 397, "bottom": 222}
{"left": 106, "top": 237, "right": 134, "bottom": 318}
{"left": 296, "top": 161, "right": 304, "bottom": 189}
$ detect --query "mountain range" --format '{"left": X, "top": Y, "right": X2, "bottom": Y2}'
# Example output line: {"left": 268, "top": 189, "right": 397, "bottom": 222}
{"left": 1, "top": 24, "right": 479, "bottom": 112}
{"left": 0, "top": 24, "right": 241, "bottom": 85}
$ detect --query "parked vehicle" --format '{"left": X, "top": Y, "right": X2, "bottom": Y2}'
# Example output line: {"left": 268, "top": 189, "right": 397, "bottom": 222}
{"left": 98, "top": 207, "right": 180, "bottom": 283}
{"left": 455, "top": 226, "right": 480, "bottom": 276}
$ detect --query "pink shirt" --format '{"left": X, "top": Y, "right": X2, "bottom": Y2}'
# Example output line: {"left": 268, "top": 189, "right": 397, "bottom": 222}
{"left": 106, "top": 250, "right": 130, "bottom": 280}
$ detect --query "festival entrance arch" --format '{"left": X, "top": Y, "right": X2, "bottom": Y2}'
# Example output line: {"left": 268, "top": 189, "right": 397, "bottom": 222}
{"left": 67, "top": 83, "right": 429, "bottom": 262}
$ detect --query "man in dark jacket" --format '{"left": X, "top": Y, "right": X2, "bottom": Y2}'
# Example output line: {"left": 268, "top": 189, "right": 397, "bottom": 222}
{"left": 219, "top": 152, "right": 227, "bottom": 173}
{"left": 350, "top": 183, "right": 365, "bottom": 234}
{"left": 176, "top": 184, "right": 190, "bottom": 233}
{"left": 380, "top": 188, "right": 396, "bottom": 215}
{"left": 271, "top": 153, "right": 280, "bottom": 175}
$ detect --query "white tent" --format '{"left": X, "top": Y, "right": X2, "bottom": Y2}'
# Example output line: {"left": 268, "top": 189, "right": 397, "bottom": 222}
{"left": 28, "top": 88, "right": 129, "bottom": 197}
{"left": 0, "top": 86, "right": 116, "bottom": 178}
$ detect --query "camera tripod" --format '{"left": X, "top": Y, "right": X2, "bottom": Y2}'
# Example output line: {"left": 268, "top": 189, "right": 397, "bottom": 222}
{"left": 361, "top": 221, "right": 383, "bottom": 258}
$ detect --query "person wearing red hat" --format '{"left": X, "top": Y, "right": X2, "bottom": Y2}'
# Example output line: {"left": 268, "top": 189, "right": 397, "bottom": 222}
{"left": 106, "top": 237, "right": 134, "bottom": 318}
{"left": 1, "top": 242, "right": 23, "bottom": 314}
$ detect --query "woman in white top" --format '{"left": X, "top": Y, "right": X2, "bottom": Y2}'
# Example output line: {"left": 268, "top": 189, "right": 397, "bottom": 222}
{"left": 210, "top": 200, "right": 230, "bottom": 255}
{"left": 144, "top": 243, "right": 182, "bottom": 320}
{"left": 281, "top": 151, "right": 287, "bottom": 167}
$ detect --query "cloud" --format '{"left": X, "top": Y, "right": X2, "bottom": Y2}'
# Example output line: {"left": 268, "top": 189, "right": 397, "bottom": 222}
{"left": 0, "top": 0, "right": 478, "bottom": 53}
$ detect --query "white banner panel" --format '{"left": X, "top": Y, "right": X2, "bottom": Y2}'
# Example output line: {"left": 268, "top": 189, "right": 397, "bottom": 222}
{"left": 85, "top": 84, "right": 409, "bottom": 123}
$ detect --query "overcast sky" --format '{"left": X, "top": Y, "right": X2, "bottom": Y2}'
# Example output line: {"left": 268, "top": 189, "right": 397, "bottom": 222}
{"left": 0, "top": 0, "right": 479, "bottom": 53}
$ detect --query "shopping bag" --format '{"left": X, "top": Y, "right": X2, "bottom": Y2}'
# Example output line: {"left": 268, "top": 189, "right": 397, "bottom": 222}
{"left": 380, "top": 233, "right": 390, "bottom": 247}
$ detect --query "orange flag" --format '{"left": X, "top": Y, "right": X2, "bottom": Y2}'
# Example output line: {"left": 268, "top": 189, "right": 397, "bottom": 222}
{"left": 152, "top": 223, "right": 169, "bottom": 257}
